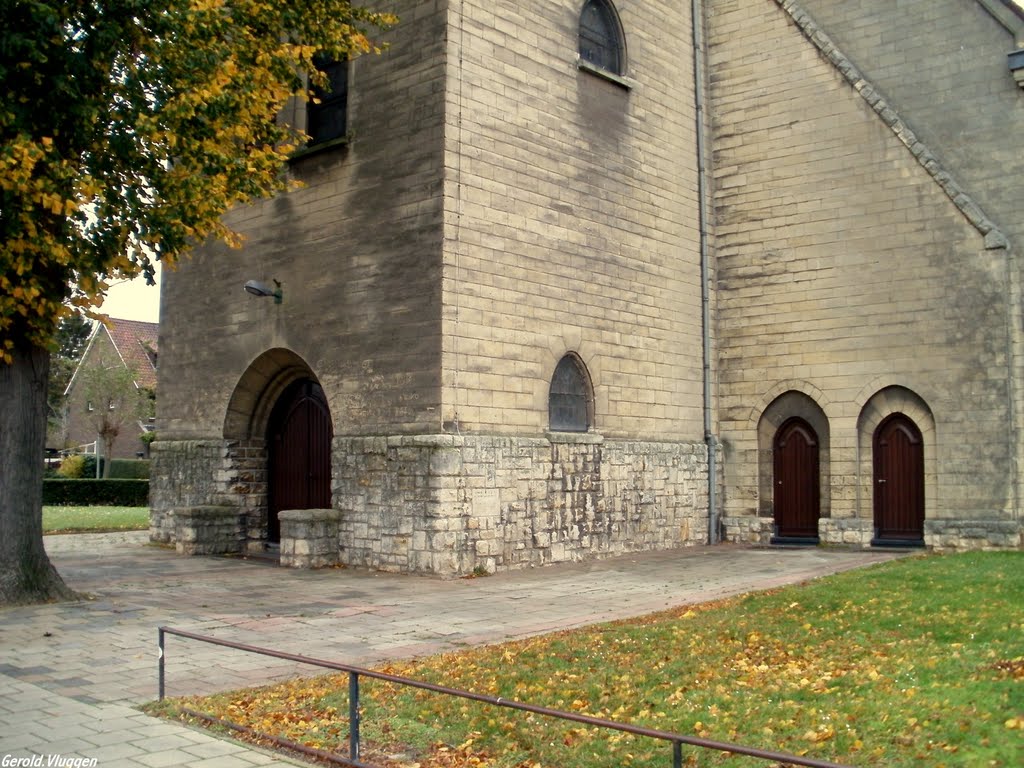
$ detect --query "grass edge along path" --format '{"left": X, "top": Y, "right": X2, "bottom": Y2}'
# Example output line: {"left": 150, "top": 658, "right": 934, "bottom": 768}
{"left": 42, "top": 505, "right": 149, "bottom": 534}
{"left": 156, "top": 552, "right": 1024, "bottom": 767}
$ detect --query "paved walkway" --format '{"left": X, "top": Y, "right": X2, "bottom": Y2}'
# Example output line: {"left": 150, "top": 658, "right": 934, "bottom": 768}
{"left": 0, "top": 533, "right": 902, "bottom": 767}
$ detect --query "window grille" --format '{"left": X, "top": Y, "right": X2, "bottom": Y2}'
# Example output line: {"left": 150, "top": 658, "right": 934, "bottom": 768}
{"left": 549, "top": 354, "right": 593, "bottom": 432}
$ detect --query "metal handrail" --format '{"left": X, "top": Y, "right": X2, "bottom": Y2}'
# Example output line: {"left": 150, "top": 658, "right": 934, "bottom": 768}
{"left": 158, "top": 626, "right": 852, "bottom": 768}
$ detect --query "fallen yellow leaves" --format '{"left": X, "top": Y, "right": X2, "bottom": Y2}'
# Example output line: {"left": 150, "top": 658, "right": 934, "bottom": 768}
{"left": 802, "top": 724, "right": 835, "bottom": 743}
{"left": 154, "top": 553, "right": 1022, "bottom": 768}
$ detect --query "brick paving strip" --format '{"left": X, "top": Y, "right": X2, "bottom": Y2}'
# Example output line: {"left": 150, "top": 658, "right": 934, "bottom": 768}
{"left": 0, "top": 532, "right": 902, "bottom": 766}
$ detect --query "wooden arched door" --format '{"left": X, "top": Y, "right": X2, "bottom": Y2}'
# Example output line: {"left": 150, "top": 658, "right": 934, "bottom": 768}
{"left": 773, "top": 418, "right": 821, "bottom": 541}
{"left": 267, "top": 379, "right": 332, "bottom": 543}
{"left": 873, "top": 414, "right": 924, "bottom": 544}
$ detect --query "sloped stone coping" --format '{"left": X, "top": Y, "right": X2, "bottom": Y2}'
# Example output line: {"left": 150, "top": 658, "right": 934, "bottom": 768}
{"left": 775, "top": 0, "right": 1010, "bottom": 250}
{"left": 279, "top": 509, "right": 342, "bottom": 569}
{"left": 174, "top": 506, "right": 245, "bottom": 555}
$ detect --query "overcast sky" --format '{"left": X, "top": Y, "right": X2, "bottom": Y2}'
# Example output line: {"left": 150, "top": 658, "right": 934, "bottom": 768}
{"left": 102, "top": 266, "right": 162, "bottom": 323}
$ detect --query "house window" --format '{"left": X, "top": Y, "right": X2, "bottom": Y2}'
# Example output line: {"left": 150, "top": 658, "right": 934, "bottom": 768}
{"left": 549, "top": 354, "right": 593, "bottom": 432}
{"left": 579, "top": 0, "right": 625, "bottom": 76}
{"left": 308, "top": 58, "right": 348, "bottom": 145}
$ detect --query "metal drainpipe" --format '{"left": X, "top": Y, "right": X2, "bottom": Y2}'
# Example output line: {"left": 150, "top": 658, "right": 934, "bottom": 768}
{"left": 691, "top": 0, "right": 718, "bottom": 544}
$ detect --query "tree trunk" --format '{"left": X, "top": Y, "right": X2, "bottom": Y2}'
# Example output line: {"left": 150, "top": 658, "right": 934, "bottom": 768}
{"left": 0, "top": 343, "right": 77, "bottom": 604}
{"left": 101, "top": 434, "right": 115, "bottom": 477}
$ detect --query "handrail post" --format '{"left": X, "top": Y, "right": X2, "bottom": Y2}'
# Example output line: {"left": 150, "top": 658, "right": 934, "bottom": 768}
{"left": 158, "top": 627, "right": 166, "bottom": 700}
{"left": 673, "top": 740, "right": 682, "bottom": 768}
{"left": 349, "top": 671, "right": 360, "bottom": 762}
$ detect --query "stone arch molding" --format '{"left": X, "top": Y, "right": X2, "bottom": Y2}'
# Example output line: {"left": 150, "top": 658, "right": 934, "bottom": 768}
{"left": 756, "top": 389, "right": 831, "bottom": 520}
{"left": 855, "top": 385, "right": 937, "bottom": 522}
{"left": 536, "top": 335, "right": 606, "bottom": 431}
{"left": 223, "top": 348, "right": 329, "bottom": 441}
{"left": 750, "top": 379, "right": 832, "bottom": 430}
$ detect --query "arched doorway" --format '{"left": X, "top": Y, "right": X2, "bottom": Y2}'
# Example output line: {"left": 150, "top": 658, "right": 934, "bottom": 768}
{"left": 772, "top": 417, "right": 821, "bottom": 542}
{"left": 267, "top": 379, "right": 333, "bottom": 543}
{"left": 873, "top": 413, "right": 924, "bottom": 545}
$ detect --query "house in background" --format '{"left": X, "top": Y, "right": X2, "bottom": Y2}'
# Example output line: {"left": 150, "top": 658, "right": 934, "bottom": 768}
{"left": 54, "top": 318, "right": 159, "bottom": 460}
{"left": 152, "top": 0, "right": 1024, "bottom": 570}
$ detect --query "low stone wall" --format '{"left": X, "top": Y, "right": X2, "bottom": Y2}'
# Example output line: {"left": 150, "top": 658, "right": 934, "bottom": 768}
{"left": 150, "top": 440, "right": 227, "bottom": 543}
{"left": 150, "top": 438, "right": 266, "bottom": 551}
{"left": 722, "top": 515, "right": 775, "bottom": 544}
{"left": 279, "top": 509, "right": 342, "bottom": 568}
{"left": 726, "top": 514, "right": 1024, "bottom": 551}
{"left": 333, "top": 433, "right": 710, "bottom": 576}
{"left": 174, "top": 506, "right": 245, "bottom": 555}
{"left": 150, "top": 432, "right": 726, "bottom": 572}
{"left": 819, "top": 518, "right": 873, "bottom": 547}
{"left": 926, "top": 519, "right": 1023, "bottom": 551}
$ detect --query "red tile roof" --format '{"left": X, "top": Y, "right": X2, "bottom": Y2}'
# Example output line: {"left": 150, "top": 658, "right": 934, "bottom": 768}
{"left": 105, "top": 318, "right": 159, "bottom": 390}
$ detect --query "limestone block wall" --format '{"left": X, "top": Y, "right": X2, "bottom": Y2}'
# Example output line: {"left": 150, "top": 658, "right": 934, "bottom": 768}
{"left": 150, "top": 439, "right": 266, "bottom": 550}
{"left": 794, "top": 0, "right": 1024, "bottom": 254}
{"left": 708, "top": 0, "right": 1021, "bottom": 546}
{"left": 279, "top": 509, "right": 342, "bottom": 568}
{"left": 333, "top": 434, "right": 708, "bottom": 575}
{"left": 156, "top": 0, "right": 449, "bottom": 446}
{"left": 174, "top": 507, "right": 246, "bottom": 556}
{"left": 439, "top": 0, "right": 707, "bottom": 441}
{"left": 150, "top": 440, "right": 226, "bottom": 542}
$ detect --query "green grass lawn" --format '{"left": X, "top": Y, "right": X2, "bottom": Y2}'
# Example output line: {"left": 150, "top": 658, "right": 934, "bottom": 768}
{"left": 42, "top": 505, "right": 149, "bottom": 533}
{"left": 156, "top": 552, "right": 1024, "bottom": 767}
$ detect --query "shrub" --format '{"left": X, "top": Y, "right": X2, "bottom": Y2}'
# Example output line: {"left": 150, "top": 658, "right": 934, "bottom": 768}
{"left": 57, "top": 454, "right": 86, "bottom": 479}
{"left": 80, "top": 454, "right": 106, "bottom": 478}
{"left": 42, "top": 479, "right": 149, "bottom": 506}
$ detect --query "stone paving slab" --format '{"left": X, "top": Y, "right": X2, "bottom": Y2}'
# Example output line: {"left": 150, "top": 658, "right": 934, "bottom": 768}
{"left": 0, "top": 532, "right": 903, "bottom": 766}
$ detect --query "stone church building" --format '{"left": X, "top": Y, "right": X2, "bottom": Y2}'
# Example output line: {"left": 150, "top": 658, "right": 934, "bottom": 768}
{"left": 151, "top": 0, "right": 1024, "bottom": 572}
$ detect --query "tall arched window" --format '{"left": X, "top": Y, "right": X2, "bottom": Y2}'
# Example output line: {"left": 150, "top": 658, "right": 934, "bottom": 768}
{"left": 579, "top": 0, "right": 625, "bottom": 76}
{"left": 549, "top": 354, "right": 593, "bottom": 432}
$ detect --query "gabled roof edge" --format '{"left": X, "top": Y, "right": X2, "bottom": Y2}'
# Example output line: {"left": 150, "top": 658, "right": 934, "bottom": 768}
{"left": 62, "top": 320, "right": 102, "bottom": 397}
{"left": 774, "top": 0, "right": 1011, "bottom": 251}
{"left": 978, "top": 0, "right": 1024, "bottom": 46}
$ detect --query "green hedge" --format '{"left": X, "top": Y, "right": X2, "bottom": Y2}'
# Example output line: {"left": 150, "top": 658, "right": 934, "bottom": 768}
{"left": 70, "top": 457, "right": 150, "bottom": 479}
{"left": 42, "top": 479, "right": 149, "bottom": 507}
{"left": 109, "top": 458, "right": 150, "bottom": 479}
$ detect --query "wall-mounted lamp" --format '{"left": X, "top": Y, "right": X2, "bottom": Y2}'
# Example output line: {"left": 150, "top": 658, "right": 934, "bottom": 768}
{"left": 1010, "top": 49, "right": 1024, "bottom": 89}
{"left": 244, "top": 279, "right": 283, "bottom": 304}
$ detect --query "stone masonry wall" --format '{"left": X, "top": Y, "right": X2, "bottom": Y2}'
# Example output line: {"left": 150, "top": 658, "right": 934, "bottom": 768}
{"left": 439, "top": 1, "right": 707, "bottom": 441}
{"left": 150, "top": 440, "right": 225, "bottom": 542}
{"left": 150, "top": 438, "right": 266, "bottom": 550}
{"left": 794, "top": 0, "right": 1024, "bottom": 256}
{"left": 708, "top": 0, "right": 1020, "bottom": 543}
{"left": 333, "top": 434, "right": 709, "bottom": 575}
{"left": 157, "top": 0, "right": 448, "bottom": 444}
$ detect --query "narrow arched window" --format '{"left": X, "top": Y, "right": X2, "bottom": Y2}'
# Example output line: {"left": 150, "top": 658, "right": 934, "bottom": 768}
{"left": 579, "top": 0, "right": 625, "bottom": 75}
{"left": 549, "top": 354, "right": 593, "bottom": 432}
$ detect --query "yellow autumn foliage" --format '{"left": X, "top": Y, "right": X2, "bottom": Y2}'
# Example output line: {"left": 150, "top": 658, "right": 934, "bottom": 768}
{"left": 1, "top": 0, "right": 397, "bottom": 360}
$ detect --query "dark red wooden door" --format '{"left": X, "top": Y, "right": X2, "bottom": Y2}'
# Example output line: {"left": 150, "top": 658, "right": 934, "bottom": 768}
{"left": 773, "top": 418, "right": 820, "bottom": 539}
{"left": 873, "top": 414, "right": 924, "bottom": 542}
{"left": 267, "top": 380, "right": 332, "bottom": 543}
